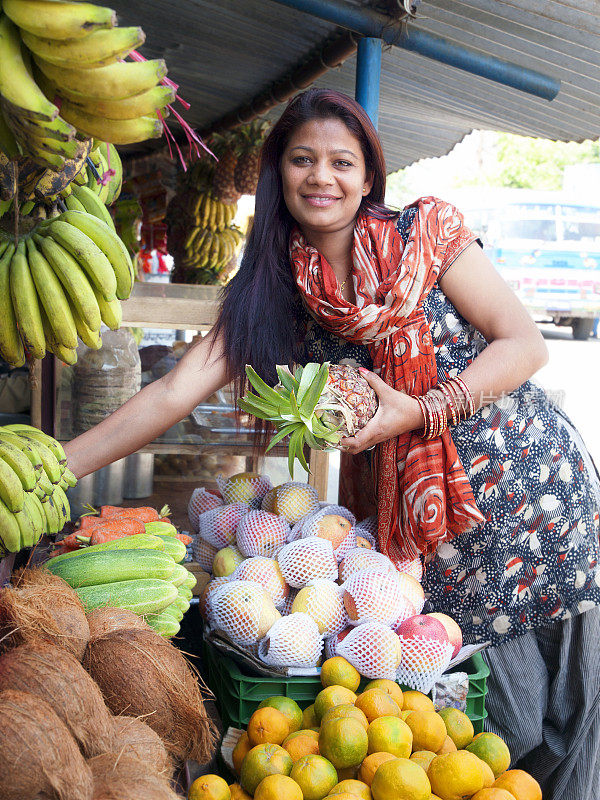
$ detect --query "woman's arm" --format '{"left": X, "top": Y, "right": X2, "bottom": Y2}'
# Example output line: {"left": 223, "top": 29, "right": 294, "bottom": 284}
{"left": 64, "top": 329, "right": 230, "bottom": 479}
{"left": 342, "top": 241, "right": 549, "bottom": 453}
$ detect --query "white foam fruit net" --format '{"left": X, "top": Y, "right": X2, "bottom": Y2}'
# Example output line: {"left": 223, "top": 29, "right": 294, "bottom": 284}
{"left": 291, "top": 579, "right": 348, "bottom": 636}
{"left": 262, "top": 481, "right": 320, "bottom": 525}
{"left": 295, "top": 505, "right": 357, "bottom": 562}
{"left": 343, "top": 570, "right": 415, "bottom": 628}
{"left": 339, "top": 548, "right": 397, "bottom": 583}
{"left": 258, "top": 612, "right": 323, "bottom": 668}
{"left": 231, "top": 556, "right": 289, "bottom": 609}
{"left": 192, "top": 536, "right": 219, "bottom": 572}
{"left": 209, "top": 579, "right": 281, "bottom": 646}
{"left": 324, "top": 627, "right": 353, "bottom": 660}
{"left": 277, "top": 538, "right": 338, "bottom": 588}
{"left": 337, "top": 621, "right": 403, "bottom": 680}
{"left": 356, "top": 514, "right": 378, "bottom": 540}
{"left": 396, "top": 635, "right": 454, "bottom": 694}
{"left": 392, "top": 572, "right": 426, "bottom": 614}
{"left": 217, "top": 472, "right": 273, "bottom": 508}
{"left": 393, "top": 556, "right": 424, "bottom": 582}
{"left": 199, "top": 576, "right": 230, "bottom": 620}
{"left": 197, "top": 503, "right": 251, "bottom": 549}
{"left": 235, "top": 510, "right": 290, "bottom": 558}
{"left": 188, "top": 488, "right": 223, "bottom": 533}
{"left": 281, "top": 587, "right": 298, "bottom": 616}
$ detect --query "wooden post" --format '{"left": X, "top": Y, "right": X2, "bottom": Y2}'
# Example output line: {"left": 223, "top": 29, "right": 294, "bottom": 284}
{"left": 308, "top": 449, "right": 329, "bottom": 501}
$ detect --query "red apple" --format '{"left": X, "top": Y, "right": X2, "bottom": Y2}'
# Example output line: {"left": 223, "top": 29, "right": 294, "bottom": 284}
{"left": 396, "top": 614, "right": 449, "bottom": 643}
{"left": 426, "top": 612, "right": 463, "bottom": 658}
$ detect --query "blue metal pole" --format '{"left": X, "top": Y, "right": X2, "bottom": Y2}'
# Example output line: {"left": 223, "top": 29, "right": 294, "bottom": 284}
{"left": 356, "top": 38, "right": 382, "bottom": 128}
{"left": 268, "top": 0, "right": 561, "bottom": 101}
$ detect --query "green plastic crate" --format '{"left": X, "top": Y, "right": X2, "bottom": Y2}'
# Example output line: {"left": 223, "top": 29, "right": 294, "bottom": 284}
{"left": 202, "top": 638, "right": 489, "bottom": 734}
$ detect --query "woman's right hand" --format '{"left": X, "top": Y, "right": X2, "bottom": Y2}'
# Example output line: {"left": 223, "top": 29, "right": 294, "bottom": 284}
{"left": 63, "top": 328, "right": 229, "bottom": 479}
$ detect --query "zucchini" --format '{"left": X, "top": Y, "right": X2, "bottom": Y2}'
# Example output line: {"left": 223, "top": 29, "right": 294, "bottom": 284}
{"left": 75, "top": 578, "right": 178, "bottom": 615}
{"left": 48, "top": 548, "right": 176, "bottom": 587}
{"left": 154, "top": 534, "right": 186, "bottom": 563}
{"left": 181, "top": 570, "right": 197, "bottom": 591}
{"left": 168, "top": 562, "right": 190, "bottom": 588}
{"left": 145, "top": 521, "right": 178, "bottom": 536}
{"left": 145, "top": 612, "right": 180, "bottom": 638}
{"left": 48, "top": 534, "right": 165, "bottom": 566}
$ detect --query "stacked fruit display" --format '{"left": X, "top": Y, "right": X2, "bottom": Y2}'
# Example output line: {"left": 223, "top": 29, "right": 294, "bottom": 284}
{"left": 48, "top": 504, "right": 196, "bottom": 638}
{"left": 0, "top": 423, "right": 75, "bottom": 554}
{"left": 192, "top": 667, "right": 542, "bottom": 800}
{"left": 191, "top": 473, "right": 460, "bottom": 689}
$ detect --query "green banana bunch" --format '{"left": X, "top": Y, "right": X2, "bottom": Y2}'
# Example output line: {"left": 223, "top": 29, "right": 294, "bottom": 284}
{"left": 3, "top": 0, "right": 117, "bottom": 41}
{"left": 0, "top": 424, "right": 75, "bottom": 554}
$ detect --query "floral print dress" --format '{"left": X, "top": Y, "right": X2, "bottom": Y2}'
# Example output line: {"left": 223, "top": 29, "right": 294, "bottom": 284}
{"left": 295, "top": 206, "right": 600, "bottom": 647}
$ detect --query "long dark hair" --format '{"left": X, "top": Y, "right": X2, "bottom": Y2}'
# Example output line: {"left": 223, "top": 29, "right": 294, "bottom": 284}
{"left": 212, "top": 88, "right": 397, "bottom": 391}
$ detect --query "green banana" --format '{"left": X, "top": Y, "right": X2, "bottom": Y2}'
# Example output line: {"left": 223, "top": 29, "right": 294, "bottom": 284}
{"left": 0, "top": 243, "right": 24, "bottom": 367}
{"left": 71, "top": 184, "right": 115, "bottom": 230}
{"left": 0, "top": 456, "right": 25, "bottom": 512}
{"left": 3, "top": 0, "right": 117, "bottom": 40}
{"left": 0, "top": 497, "right": 21, "bottom": 553}
{"left": 1, "top": 100, "right": 75, "bottom": 141}
{"left": 64, "top": 193, "right": 87, "bottom": 213}
{"left": 34, "top": 233, "right": 101, "bottom": 331}
{"left": 103, "top": 143, "right": 122, "bottom": 205}
{"left": 71, "top": 304, "right": 102, "bottom": 349}
{"left": 43, "top": 219, "right": 117, "bottom": 301}
{"left": 14, "top": 433, "right": 62, "bottom": 485}
{"left": 52, "top": 484, "right": 70, "bottom": 529}
{"left": 39, "top": 493, "right": 60, "bottom": 534}
{"left": 21, "top": 26, "right": 145, "bottom": 69}
{"left": 60, "top": 84, "right": 175, "bottom": 121}
{"left": 14, "top": 501, "right": 38, "bottom": 548}
{"left": 57, "top": 103, "right": 163, "bottom": 146}
{"left": 61, "top": 466, "right": 77, "bottom": 488}
{"left": 92, "top": 284, "right": 122, "bottom": 330}
{"left": 59, "top": 209, "right": 132, "bottom": 298}
{"left": 25, "top": 237, "right": 78, "bottom": 350}
{"left": 34, "top": 466, "right": 53, "bottom": 498}
{"left": 27, "top": 491, "right": 48, "bottom": 537}
{"left": 0, "top": 441, "right": 37, "bottom": 491}
{"left": 9, "top": 241, "right": 46, "bottom": 359}
{"left": 4, "top": 424, "right": 66, "bottom": 465}
{"left": 0, "top": 430, "right": 43, "bottom": 475}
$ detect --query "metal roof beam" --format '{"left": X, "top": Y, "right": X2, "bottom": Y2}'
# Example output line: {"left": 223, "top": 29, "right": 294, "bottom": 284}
{"left": 268, "top": 0, "right": 561, "bottom": 100}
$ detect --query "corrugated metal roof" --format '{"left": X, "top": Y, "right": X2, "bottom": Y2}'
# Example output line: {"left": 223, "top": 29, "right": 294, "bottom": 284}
{"left": 112, "top": 0, "right": 600, "bottom": 170}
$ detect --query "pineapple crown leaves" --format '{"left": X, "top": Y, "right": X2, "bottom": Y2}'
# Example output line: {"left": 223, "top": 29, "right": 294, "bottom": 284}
{"left": 239, "top": 363, "right": 343, "bottom": 475}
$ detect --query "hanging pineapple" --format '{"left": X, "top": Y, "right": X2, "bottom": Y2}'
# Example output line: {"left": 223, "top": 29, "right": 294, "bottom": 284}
{"left": 211, "top": 132, "right": 241, "bottom": 205}
{"left": 234, "top": 120, "right": 270, "bottom": 196}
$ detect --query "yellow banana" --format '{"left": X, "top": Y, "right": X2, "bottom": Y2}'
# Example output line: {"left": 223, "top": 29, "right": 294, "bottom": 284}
{"left": 55, "top": 84, "right": 175, "bottom": 121}
{"left": 58, "top": 101, "right": 164, "bottom": 145}
{"left": 1, "top": 100, "right": 75, "bottom": 141}
{"left": 21, "top": 27, "right": 145, "bottom": 69}
{"left": 0, "top": 497, "right": 22, "bottom": 553}
{"left": 0, "top": 441, "right": 37, "bottom": 491}
{"left": 9, "top": 242, "right": 46, "bottom": 359}
{"left": 92, "top": 284, "right": 122, "bottom": 330}
{"left": 52, "top": 484, "right": 70, "bottom": 529}
{"left": 0, "top": 431, "right": 43, "bottom": 477}
{"left": 71, "top": 304, "right": 102, "bottom": 350}
{"left": 5, "top": 424, "right": 66, "bottom": 465}
{"left": 17, "top": 492, "right": 43, "bottom": 547}
{"left": 13, "top": 432, "right": 62, "bottom": 485}
{"left": 71, "top": 184, "right": 115, "bottom": 230}
{"left": 0, "top": 16, "right": 58, "bottom": 122}
{"left": 58, "top": 209, "right": 133, "bottom": 300}
{"left": 34, "top": 233, "right": 101, "bottom": 331}
{"left": 0, "top": 243, "right": 24, "bottom": 367}
{"left": 39, "top": 492, "right": 60, "bottom": 535}
{"left": 40, "top": 306, "right": 78, "bottom": 365}
{"left": 44, "top": 219, "right": 117, "bottom": 301}
{"left": 3, "top": 0, "right": 117, "bottom": 40}
{"left": 199, "top": 194, "right": 210, "bottom": 227}
{"left": 0, "top": 456, "right": 25, "bottom": 513}
{"left": 25, "top": 238, "right": 78, "bottom": 350}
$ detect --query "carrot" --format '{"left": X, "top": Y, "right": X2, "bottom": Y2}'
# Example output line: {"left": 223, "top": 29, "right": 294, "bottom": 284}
{"left": 78, "top": 516, "right": 100, "bottom": 531}
{"left": 58, "top": 532, "right": 84, "bottom": 551}
{"left": 175, "top": 533, "right": 192, "bottom": 545}
{"left": 87, "top": 519, "right": 147, "bottom": 546}
{"left": 99, "top": 506, "right": 160, "bottom": 523}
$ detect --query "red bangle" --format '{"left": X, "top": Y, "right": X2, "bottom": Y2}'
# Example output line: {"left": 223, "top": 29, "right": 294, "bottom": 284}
{"left": 437, "top": 381, "right": 458, "bottom": 426}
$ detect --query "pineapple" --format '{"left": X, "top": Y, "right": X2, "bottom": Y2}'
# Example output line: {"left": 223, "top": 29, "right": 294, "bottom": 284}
{"left": 212, "top": 149, "right": 240, "bottom": 204}
{"left": 234, "top": 120, "right": 270, "bottom": 196}
{"left": 239, "top": 362, "right": 378, "bottom": 475}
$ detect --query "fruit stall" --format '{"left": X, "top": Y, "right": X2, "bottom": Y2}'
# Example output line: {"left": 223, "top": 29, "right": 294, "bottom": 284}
{"left": 1, "top": 0, "right": 598, "bottom": 798}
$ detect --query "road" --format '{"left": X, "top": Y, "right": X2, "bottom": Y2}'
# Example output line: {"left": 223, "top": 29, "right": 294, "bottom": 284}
{"left": 534, "top": 323, "right": 600, "bottom": 464}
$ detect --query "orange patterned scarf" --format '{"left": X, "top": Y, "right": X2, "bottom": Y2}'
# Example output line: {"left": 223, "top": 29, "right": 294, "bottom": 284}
{"left": 289, "top": 197, "right": 484, "bottom": 559}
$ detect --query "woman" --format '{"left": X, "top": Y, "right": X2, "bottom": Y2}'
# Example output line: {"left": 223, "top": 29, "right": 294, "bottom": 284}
{"left": 65, "top": 89, "right": 600, "bottom": 796}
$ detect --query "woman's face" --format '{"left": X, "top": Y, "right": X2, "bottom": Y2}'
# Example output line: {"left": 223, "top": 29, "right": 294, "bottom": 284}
{"left": 281, "top": 117, "right": 373, "bottom": 238}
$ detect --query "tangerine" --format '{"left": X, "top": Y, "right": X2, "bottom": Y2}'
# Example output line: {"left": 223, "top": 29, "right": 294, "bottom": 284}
{"left": 290, "top": 754, "right": 339, "bottom": 800}
{"left": 254, "top": 774, "right": 303, "bottom": 800}
{"left": 321, "top": 657, "right": 361, "bottom": 692}
{"left": 188, "top": 774, "right": 231, "bottom": 800}
{"left": 357, "top": 753, "right": 396, "bottom": 787}
{"left": 437, "top": 735, "right": 458, "bottom": 754}
{"left": 322, "top": 703, "right": 369, "bottom": 731}
{"left": 370, "top": 757, "right": 431, "bottom": 800}
{"left": 402, "top": 690, "right": 435, "bottom": 712}
{"left": 303, "top": 703, "right": 319, "bottom": 729}
{"left": 319, "top": 718, "right": 369, "bottom": 769}
{"left": 493, "top": 769, "right": 542, "bottom": 800}
{"left": 247, "top": 707, "right": 290, "bottom": 746}
{"left": 355, "top": 689, "right": 400, "bottom": 724}
{"left": 232, "top": 732, "right": 252, "bottom": 775}
{"left": 428, "top": 751, "right": 485, "bottom": 800}
{"left": 466, "top": 733, "right": 511, "bottom": 778}
{"left": 404, "top": 711, "right": 447, "bottom": 753}
{"left": 363, "top": 679, "right": 403, "bottom": 708}
{"left": 327, "top": 779, "right": 372, "bottom": 798}
{"left": 479, "top": 759, "right": 496, "bottom": 788}
{"left": 409, "top": 750, "right": 437, "bottom": 772}
{"left": 284, "top": 729, "right": 320, "bottom": 744}
{"left": 240, "top": 743, "right": 293, "bottom": 795}
{"left": 228, "top": 784, "right": 252, "bottom": 800}
{"left": 259, "top": 696, "right": 303, "bottom": 733}
{"left": 472, "top": 791, "right": 518, "bottom": 800}
{"left": 366, "top": 715, "right": 413, "bottom": 758}
{"left": 437, "top": 707, "right": 474, "bottom": 749}
{"left": 284, "top": 732, "right": 320, "bottom": 762}
{"left": 315, "top": 686, "right": 358, "bottom": 722}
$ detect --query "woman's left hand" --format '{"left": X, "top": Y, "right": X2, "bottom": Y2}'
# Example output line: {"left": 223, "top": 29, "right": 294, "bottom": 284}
{"left": 338, "top": 368, "right": 424, "bottom": 454}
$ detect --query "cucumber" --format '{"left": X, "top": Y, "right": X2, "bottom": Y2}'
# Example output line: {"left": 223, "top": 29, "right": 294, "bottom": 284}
{"left": 171, "top": 594, "right": 190, "bottom": 615}
{"left": 145, "top": 612, "right": 180, "bottom": 638}
{"left": 75, "top": 578, "right": 178, "bottom": 615}
{"left": 145, "top": 521, "right": 178, "bottom": 536}
{"left": 48, "top": 548, "right": 176, "bottom": 587}
{"left": 178, "top": 585, "right": 193, "bottom": 601}
{"left": 154, "top": 534, "right": 186, "bottom": 563}
{"left": 168, "top": 562, "right": 190, "bottom": 588}
{"left": 181, "top": 570, "right": 197, "bottom": 591}
{"left": 159, "top": 602, "right": 184, "bottom": 622}
{"left": 48, "top": 534, "right": 165, "bottom": 566}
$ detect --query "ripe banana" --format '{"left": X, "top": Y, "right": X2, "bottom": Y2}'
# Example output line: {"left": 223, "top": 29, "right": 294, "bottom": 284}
{"left": 92, "top": 284, "right": 122, "bottom": 330}
{"left": 9, "top": 241, "right": 46, "bottom": 359}
{"left": 5, "top": 424, "right": 66, "bottom": 465}
{"left": 14, "top": 433, "right": 62, "bottom": 485}
{"left": 61, "top": 466, "right": 77, "bottom": 488}
{"left": 71, "top": 183, "right": 115, "bottom": 230}
{"left": 39, "top": 493, "right": 60, "bottom": 534}
{"left": 0, "top": 456, "right": 25, "bottom": 513}
{"left": 1, "top": 100, "right": 76, "bottom": 141}
{"left": 19, "top": 492, "right": 44, "bottom": 547}
{"left": 0, "top": 431, "right": 43, "bottom": 476}
{"left": 25, "top": 237, "right": 78, "bottom": 350}
{"left": 0, "top": 16, "right": 58, "bottom": 122}
{"left": 35, "top": 233, "right": 102, "bottom": 331}
{"left": 71, "top": 303, "right": 102, "bottom": 350}
{"left": 21, "top": 27, "right": 145, "bottom": 69}
{"left": 52, "top": 485, "right": 70, "bottom": 528}
{"left": 0, "top": 497, "right": 22, "bottom": 553}
{"left": 58, "top": 102, "right": 164, "bottom": 145}
{"left": 0, "top": 441, "right": 38, "bottom": 491}
{"left": 55, "top": 84, "right": 176, "bottom": 121}
{"left": 0, "top": 242, "right": 25, "bottom": 367}
{"left": 59, "top": 209, "right": 133, "bottom": 299}
{"left": 41, "top": 306, "right": 78, "bottom": 365}
{"left": 3, "top": 0, "right": 117, "bottom": 40}
{"left": 42, "top": 219, "right": 117, "bottom": 301}
{"left": 34, "top": 56, "right": 167, "bottom": 101}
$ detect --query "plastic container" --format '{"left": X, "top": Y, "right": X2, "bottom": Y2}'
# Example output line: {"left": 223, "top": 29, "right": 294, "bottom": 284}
{"left": 202, "top": 638, "right": 489, "bottom": 733}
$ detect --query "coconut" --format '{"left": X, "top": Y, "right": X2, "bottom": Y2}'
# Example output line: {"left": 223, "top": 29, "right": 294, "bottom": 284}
{"left": 87, "top": 753, "right": 180, "bottom": 800}
{"left": 112, "top": 715, "right": 173, "bottom": 777}
{"left": 0, "top": 567, "right": 90, "bottom": 660}
{"left": 87, "top": 607, "right": 153, "bottom": 640}
{"left": 0, "top": 642, "right": 115, "bottom": 757}
{"left": 0, "top": 689, "right": 93, "bottom": 800}
{"left": 84, "top": 629, "right": 217, "bottom": 763}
